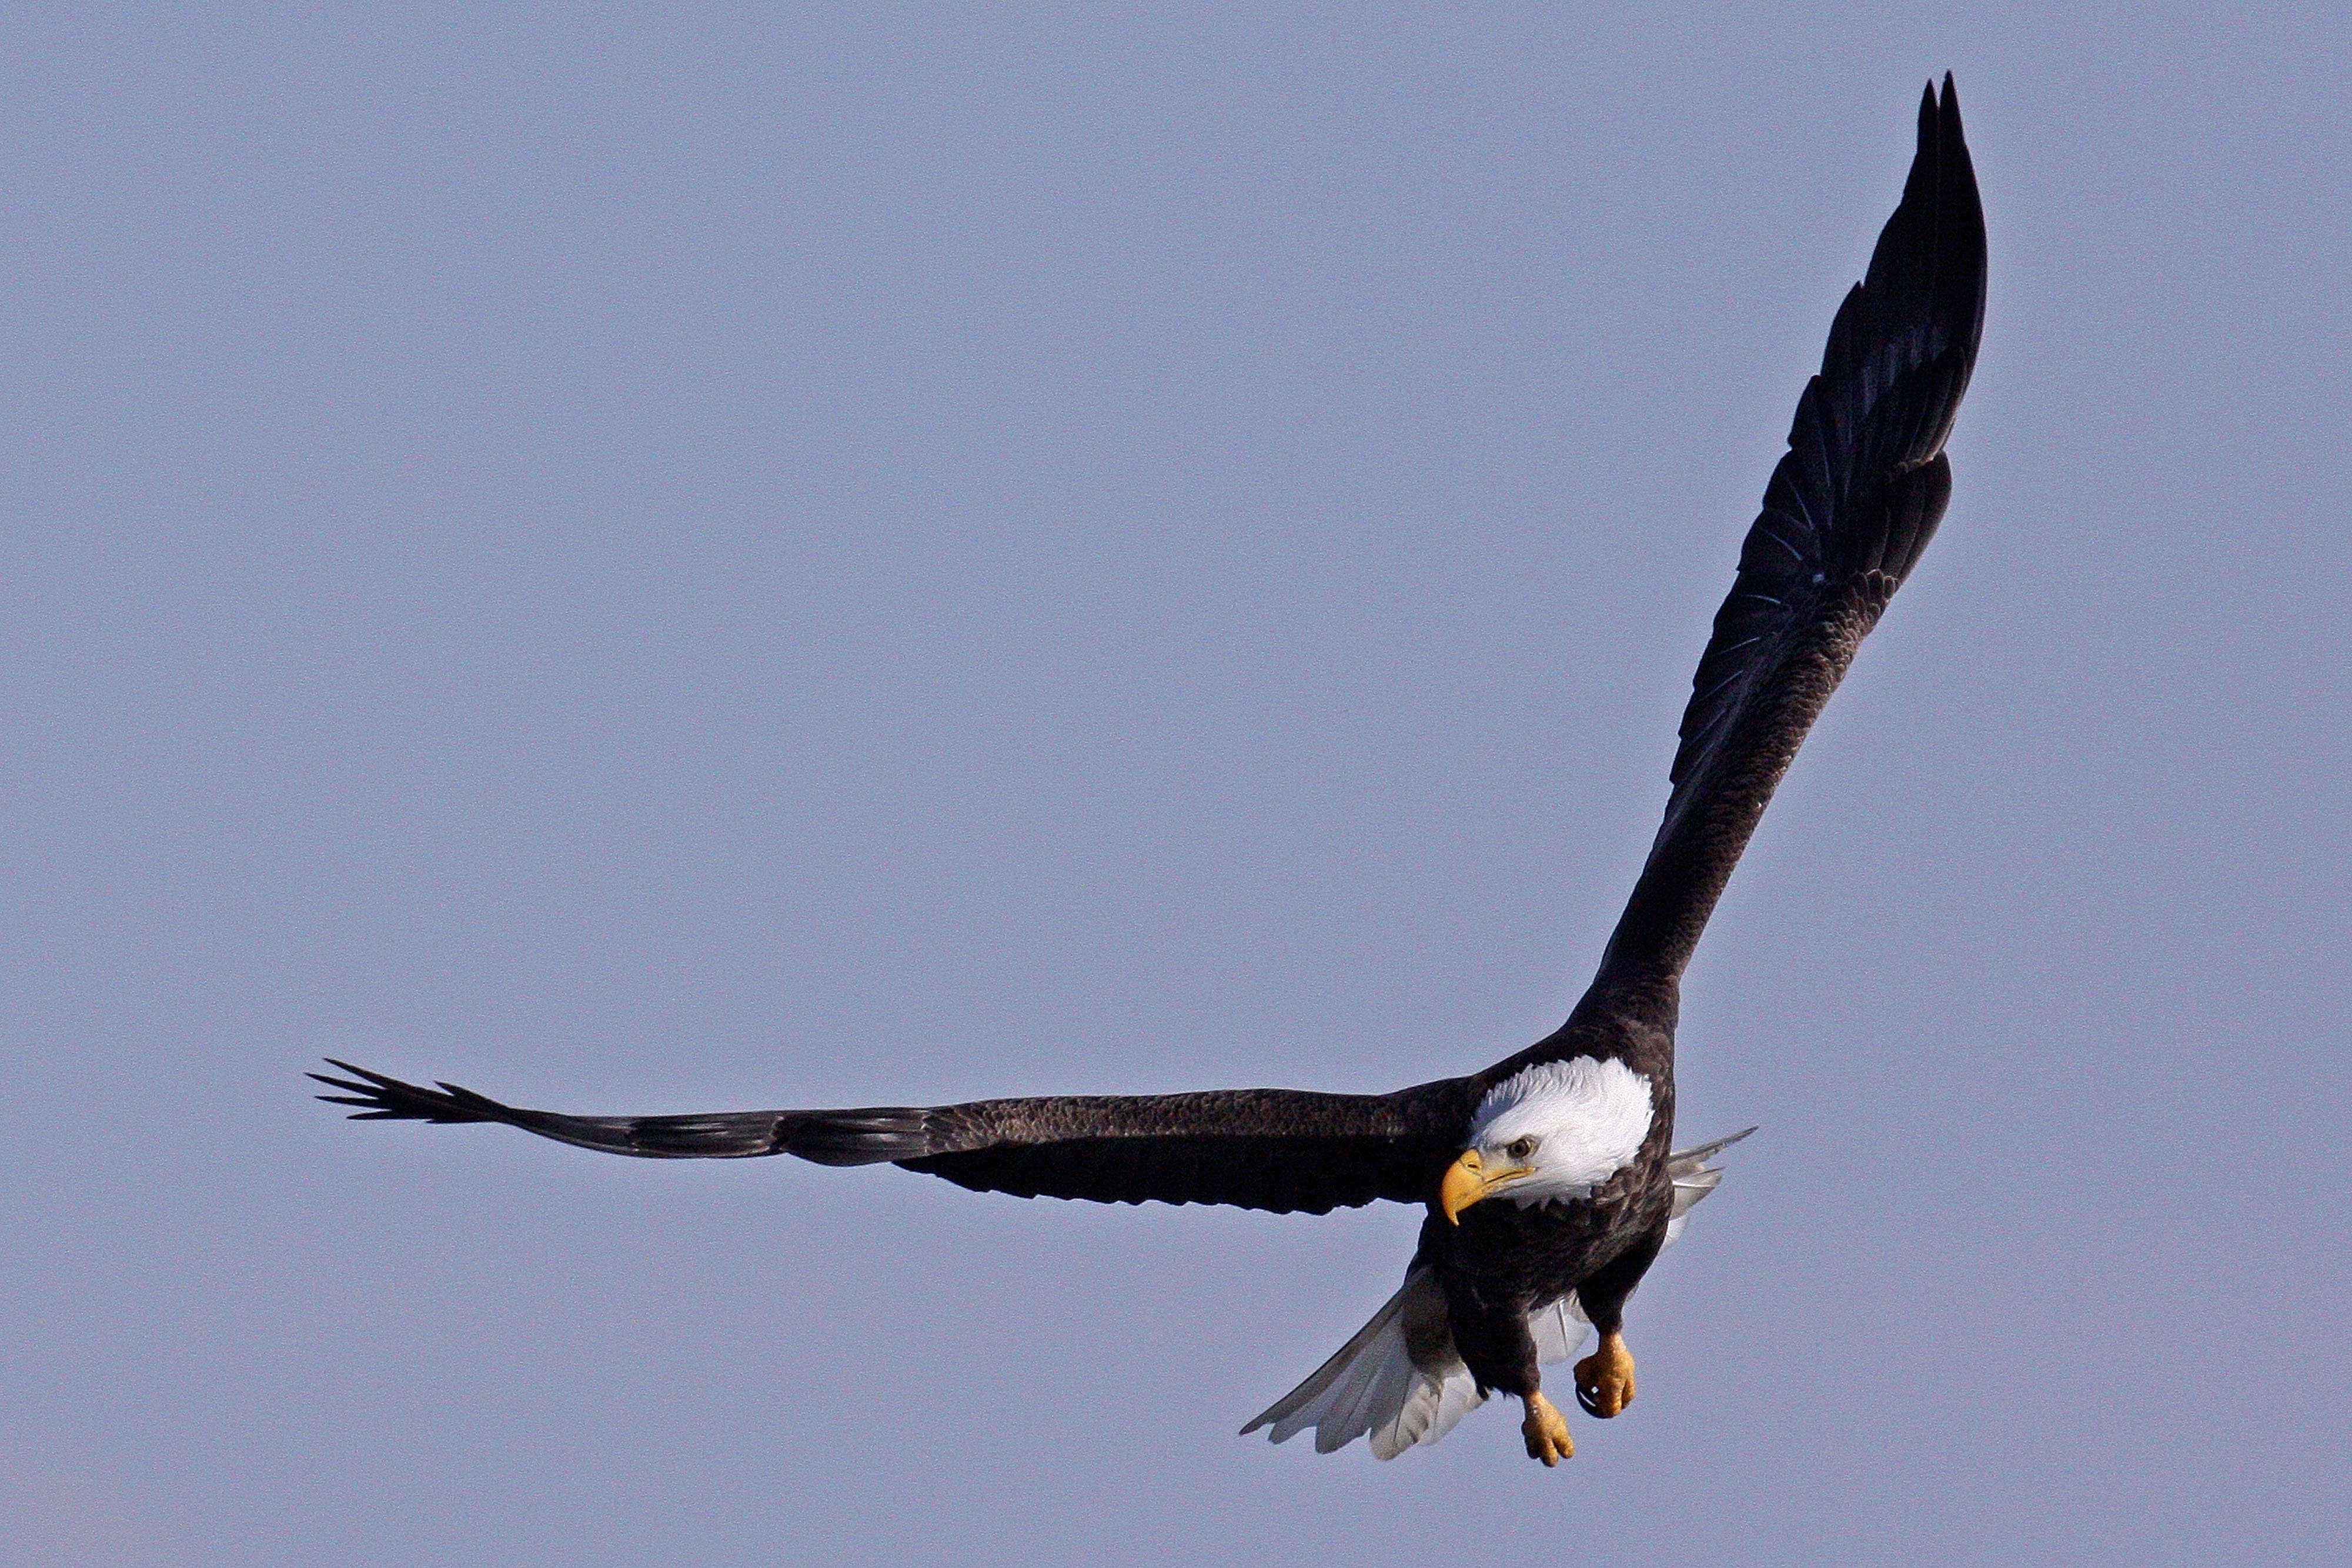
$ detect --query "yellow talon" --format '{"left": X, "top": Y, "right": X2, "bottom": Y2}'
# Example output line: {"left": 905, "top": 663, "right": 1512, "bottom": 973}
{"left": 1520, "top": 1391, "right": 1573, "bottom": 1466}
{"left": 1574, "top": 1332, "right": 1637, "bottom": 1418}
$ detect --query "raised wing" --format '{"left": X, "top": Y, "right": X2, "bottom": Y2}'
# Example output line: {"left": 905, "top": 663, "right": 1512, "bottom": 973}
{"left": 1587, "top": 76, "right": 1986, "bottom": 1004}
{"left": 313, "top": 1059, "right": 1472, "bottom": 1216}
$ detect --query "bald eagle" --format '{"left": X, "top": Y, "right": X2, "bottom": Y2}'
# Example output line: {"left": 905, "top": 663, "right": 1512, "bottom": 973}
{"left": 317, "top": 78, "right": 1984, "bottom": 1466}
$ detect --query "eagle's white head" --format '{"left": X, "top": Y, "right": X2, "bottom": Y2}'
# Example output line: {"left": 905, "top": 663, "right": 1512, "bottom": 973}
{"left": 1441, "top": 1057, "right": 1655, "bottom": 1221}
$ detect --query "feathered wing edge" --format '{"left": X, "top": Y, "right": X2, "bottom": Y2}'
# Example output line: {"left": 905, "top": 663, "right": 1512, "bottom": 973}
{"left": 311, "top": 1059, "right": 1469, "bottom": 1216}
{"left": 1241, "top": 1129, "right": 1753, "bottom": 1458}
{"left": 1586, "top": 75, "right": 1986, "bottom": 1004}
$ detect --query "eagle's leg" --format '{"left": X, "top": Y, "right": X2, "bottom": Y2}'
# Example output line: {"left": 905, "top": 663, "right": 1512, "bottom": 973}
{"left": 1572, "top": 1219, "right": 1668, "bottom": 1419}
{"left": 1444, "top": 1263, "right": 1587, "bottom": 1467}
{"left": 1449, "top": 1287, "right": 1574, "bottom": 1466}
{"left": 1574, "top": 1333, "right": 1637, "bottom": 1419}
{"left": 1519, "top": 1391, "right": 1575, "bottom": 1465}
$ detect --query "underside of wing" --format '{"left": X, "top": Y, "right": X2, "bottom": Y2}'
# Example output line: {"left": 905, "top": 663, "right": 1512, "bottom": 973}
{"left": 1588, "top": 76, "right": 1987, "bottom": 1001}
{"left": 313, "top": 1061, "right": 1472, "bottom": 1216}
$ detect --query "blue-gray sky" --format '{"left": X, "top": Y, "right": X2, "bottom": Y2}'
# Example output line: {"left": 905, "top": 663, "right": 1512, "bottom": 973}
{"left": 4, "top": 4, "right": 2346, "bottom": 1564}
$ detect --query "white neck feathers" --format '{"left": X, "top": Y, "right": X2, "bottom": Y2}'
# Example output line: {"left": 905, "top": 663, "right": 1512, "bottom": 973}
{"left": 1466, "top": 1057, "right": 1655, "bottom": 1206}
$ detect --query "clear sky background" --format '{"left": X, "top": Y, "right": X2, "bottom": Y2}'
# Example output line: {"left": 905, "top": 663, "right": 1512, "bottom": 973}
{"left": 4, "top": 4, "right": 2346, "bottom": 1564}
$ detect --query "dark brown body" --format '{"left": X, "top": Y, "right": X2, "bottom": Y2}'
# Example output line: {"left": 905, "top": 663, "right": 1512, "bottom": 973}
{"left": 1425, "top": 1000, "right": 1679, "bottom": 1396}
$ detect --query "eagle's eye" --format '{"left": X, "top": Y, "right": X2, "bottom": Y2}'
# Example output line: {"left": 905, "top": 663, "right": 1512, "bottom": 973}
{"left": 1505, "top": 1136, "right": 1538, "bottom": 1161}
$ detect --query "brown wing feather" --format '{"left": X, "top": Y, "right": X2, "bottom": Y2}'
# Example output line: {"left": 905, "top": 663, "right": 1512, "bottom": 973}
{"left": 315, "top": 86, "right": 1985, "bottom": 1198}
{"left": 901, "top": 1086, "right": 1471, "bottom": 1212}
{"left": 313, "top": 1060, "right": 1473, "bottom": 1215}
{"left": 1582, "top": 76, "right": 1986, "bottom": 1010}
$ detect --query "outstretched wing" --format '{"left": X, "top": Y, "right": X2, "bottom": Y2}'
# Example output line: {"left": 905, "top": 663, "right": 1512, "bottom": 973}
{"left": 1586, "top": 77, "right": 1986, "bottom": 1004}
{"left": 313, "top": 1060, "right": 1471, "bottom": 1216}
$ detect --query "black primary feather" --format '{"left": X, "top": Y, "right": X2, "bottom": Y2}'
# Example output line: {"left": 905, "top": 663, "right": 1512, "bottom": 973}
{"left": 315, "top": 1059, "right": 1472, "bottom": 1213}
{"left": 1584, "top": 75, "right": 1985, "bottom": 1008}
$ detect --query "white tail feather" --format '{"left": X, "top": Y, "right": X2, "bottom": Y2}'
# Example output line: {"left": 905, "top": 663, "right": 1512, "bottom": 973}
{"left": 1242, "top": 1268, "right": 1485, "bottom": 1460}
{"left": 1242, "top": 1128, "right": 1755, "bottom": 1458}
{"left": 1528, "top": 1292, "right": 1589, "bottom": 1364}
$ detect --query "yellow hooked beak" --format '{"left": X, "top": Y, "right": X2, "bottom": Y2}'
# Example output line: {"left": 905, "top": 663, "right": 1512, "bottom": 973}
{"left": 1439, "top": 1149, "right": 1532, "bottom": 1224}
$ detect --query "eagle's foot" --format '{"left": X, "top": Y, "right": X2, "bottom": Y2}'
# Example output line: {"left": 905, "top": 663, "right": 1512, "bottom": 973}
{"left": 1519, "top": 1392, "right": 1574, "bottom": 1466}
{"left": 1573, "top": 1332, "right": 1636, "bottom": 1418}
